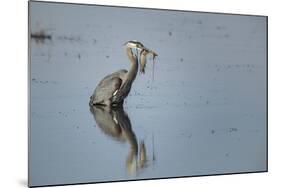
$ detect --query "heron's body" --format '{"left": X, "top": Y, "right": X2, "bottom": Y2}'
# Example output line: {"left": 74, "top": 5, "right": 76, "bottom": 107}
{"left": 90, "top": 40, "right": 157, "bottom": 107}
{"left": 90, "top": 46, "right": 138, "bottom": 106}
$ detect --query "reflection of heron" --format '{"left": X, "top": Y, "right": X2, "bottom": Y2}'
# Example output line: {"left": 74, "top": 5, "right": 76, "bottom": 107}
{"left": 90, "top": 40, "right": 157, "bottom": 107}
{"left": 90, "top": 105, "right": 148, "bottom": 174}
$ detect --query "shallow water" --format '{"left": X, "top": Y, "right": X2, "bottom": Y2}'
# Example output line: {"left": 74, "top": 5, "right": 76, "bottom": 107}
{"left": 29, "top": 2, "right": 267, "bottom": 187}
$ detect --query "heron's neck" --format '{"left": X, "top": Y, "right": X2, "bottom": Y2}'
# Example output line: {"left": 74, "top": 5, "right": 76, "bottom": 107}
{"left": 125, "top": 47, "right": 138, "bottom": 84}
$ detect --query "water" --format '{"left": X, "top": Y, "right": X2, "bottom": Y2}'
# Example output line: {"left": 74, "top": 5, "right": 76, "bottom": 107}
{"left": 29, "top": 2, "right": 267, "bottom": 187}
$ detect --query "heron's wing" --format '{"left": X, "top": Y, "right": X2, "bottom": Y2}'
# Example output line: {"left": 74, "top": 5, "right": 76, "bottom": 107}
{"left": 92, "top": 76, "right": 122, "bottom": 104}
{"left": 91, "top": 69, "right": 128, "bottom": 104}
{"left": 98, "top": 69, "right": 128, "bottom": 91}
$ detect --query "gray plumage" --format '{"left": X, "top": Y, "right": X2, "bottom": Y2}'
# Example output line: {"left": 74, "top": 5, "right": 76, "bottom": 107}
{"left": 90, "top": 41, "right": 140, "bottom": 107}
{"left": 90, "top": 70, "right": 127, "bottom": 106}
{"left": 89, "top": 40, "right": 157, "bottom": 107}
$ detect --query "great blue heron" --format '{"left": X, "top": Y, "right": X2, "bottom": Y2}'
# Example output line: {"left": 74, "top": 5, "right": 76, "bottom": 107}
{"left": 89, "top": 40, "right": 157, "bottom": 107}
{"left": 90, "top": 105, "right": 148, "bottom": 174}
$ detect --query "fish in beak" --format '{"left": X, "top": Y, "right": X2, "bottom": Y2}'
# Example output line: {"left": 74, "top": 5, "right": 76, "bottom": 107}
{"left": 139, "top": 47, "right": 158, "bottom": 74}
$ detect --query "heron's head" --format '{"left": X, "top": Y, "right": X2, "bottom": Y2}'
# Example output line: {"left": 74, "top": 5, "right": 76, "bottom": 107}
{"left": 124, "top": 40, "right": 158, "bottom": 73}
{"left": 124, "top": 40, "right": 144, "bottom": 50}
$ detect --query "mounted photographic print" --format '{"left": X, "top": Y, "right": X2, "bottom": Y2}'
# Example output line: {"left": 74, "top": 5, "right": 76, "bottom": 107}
{"left": 28, "top": 1, "right": 268, "bottom": 187}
